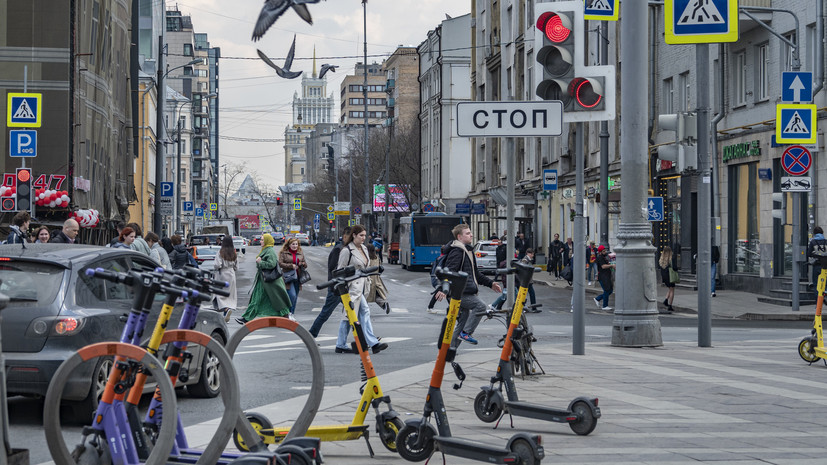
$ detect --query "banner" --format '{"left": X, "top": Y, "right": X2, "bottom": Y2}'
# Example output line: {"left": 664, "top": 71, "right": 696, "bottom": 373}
{"left": 373, "top": 184, "right": 410, "bottom": 213}
{"left": 237, "top": 214, "right": 260, "bottom": 230}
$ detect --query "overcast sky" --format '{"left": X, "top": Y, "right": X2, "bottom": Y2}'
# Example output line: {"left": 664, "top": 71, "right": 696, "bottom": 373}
{"left": 177, "top": 0, "right": 472, "bottom": 192}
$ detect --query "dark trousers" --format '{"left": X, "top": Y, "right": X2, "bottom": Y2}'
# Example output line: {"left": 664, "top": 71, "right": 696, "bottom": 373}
{"left": 309, "top": 288, "right": 340, "bottom": 337}
{"left": 549, "top": 256, "right": 562, "bottom": 276}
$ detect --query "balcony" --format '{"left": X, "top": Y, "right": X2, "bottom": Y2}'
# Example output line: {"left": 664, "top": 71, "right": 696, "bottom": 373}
{"left": 388, "top": 98, "right": 395, "bottom": 108}
{"left": 386, "top": 78, "right": 395, "bottom": 93}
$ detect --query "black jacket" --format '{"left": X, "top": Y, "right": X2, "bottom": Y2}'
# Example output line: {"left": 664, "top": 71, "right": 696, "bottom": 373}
{"left": 550, "top": 239, "right": 564, "bottom": 258}
{"left": 169, "top": 243, "right": 190, "bottom": 269}
{"left": 327, "top": 242, "right": 345, "bottom": 280}
{"left": 49, "top": 231, "right": 77, "bottom": 244}
{"left": 6, "top": 226, "right": 27, "bottom": 244}
{"left": 441, "top": 241, "right": 494, "bottom": 295}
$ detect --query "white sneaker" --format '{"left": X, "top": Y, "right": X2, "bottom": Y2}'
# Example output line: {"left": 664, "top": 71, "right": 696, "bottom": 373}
{"left": 427, "top": 307, "right": 442, "bottom": 314}
{"left": 602, "top": 306, "right": 613, "bottom": 311}
{"left": 287, "top": 313, "right": 297, "bottom": 321}
{"left": 593, "top": 297, "right": 601, "bottom": 308}
{"left": 588, "top": 281, "right": 593, "bottom": 286}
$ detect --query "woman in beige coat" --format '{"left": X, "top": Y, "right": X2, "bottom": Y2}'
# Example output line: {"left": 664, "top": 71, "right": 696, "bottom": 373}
{"left": 365, "top": 244, "right": 390, "bottom": 314}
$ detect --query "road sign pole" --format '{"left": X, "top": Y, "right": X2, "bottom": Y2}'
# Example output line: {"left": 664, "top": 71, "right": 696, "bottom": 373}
{"left": 573, "top": 122, "right": 585, "bottom": 355}
{"left": 793, "top": 193, "right": 802, "bottom": 311}
{"left": 696, "top": 44, "right": 712, "bottom": 346}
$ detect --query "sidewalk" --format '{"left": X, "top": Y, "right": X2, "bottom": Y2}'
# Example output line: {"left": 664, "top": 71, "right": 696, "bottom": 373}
{"left": 531, "top": 270, "right": 816, "bottom": 321}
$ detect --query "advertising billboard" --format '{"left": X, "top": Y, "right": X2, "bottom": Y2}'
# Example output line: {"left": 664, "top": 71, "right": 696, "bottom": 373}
{"left": 237, "top": 214, "right": 260, "bottom": 230}
{"left": 373, "top": 184, "right": 409, "bottom": 213}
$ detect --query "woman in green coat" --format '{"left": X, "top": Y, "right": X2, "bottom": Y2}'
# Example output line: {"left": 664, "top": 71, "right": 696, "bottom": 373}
{"left": 237, "top": 233, "right": 292, "bottom": 323}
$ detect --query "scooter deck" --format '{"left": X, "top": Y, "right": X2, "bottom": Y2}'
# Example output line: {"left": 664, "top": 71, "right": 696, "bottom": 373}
{"left": 267, "top": 424, "right": 369, "bottom": 443}
{"left": 434, "top": 437, "right": 517, "bottom": 463}
{"left": 505, "top": 400, "right": 578, "bottom": 423}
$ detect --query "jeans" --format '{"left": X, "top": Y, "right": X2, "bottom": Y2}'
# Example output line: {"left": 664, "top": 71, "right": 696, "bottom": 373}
{"left": 587, "top": 262, "right": 598, "bottom": 282}
{"left": 286, "top": 282, "right": 299, "bottom": 314}
{"left": 516, "top": 284, "right": 537, "bottom": 306}
{"left": 336, "top": 295, "right": 379, "bottom": 349}
{"left": 549, "top": 256, "right": 562, "bottom": 276}
{"left": 711, "top": 262, "right": 717, "bottom": 294}
{"left": 451, "top": 294, "right": 487, "bottom": 348}
{"left": 491, "top": 286, "right": 507, "bottom": 309}
{"left": 594, "top": 282, "right": 613, "bottom": 308}
{"left": 308, "top": 288, "right": 340, "bottom": 337}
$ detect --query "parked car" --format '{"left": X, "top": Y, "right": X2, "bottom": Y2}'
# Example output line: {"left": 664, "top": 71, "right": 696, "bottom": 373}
{"left": 190, "top": 234, "right": 224, "bottom": 247}
{"left": 294, "top": 233, "right": 310, "bottom": 246}
{"left": 474, "top": 240, "right": 506, "bottom": 275}
{"left": 272, "top": 232, "right": 285, "bottom": 245}
{"left": 251, "top": 235, "right": 262, "bottom": 246}
{"left": 0, "top": 244, "right": 229, "bottom": 422}
{"left": 193, "top": 245, "right": 222, "bottom": 270}
{"left": 232, "top": 236, "right": 246, "bottom": 255}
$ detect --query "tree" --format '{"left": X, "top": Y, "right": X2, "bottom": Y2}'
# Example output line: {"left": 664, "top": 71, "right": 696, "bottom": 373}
{"left": 218, "top": 162, "right": 247, "bottom": 218}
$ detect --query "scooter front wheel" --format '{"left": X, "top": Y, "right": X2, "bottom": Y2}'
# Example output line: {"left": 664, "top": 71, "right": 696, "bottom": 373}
{"left": 474, "top": 390, "right": 502, "bottom": 423}
{"left": 396, "top": 424, "right": 435, "bottom": 462}
{"left": 379, "top": 417, "right": 405, "bottom": 452}
{"left": 569, "top": 401, "right": 598, "bottom": 436}
{"left": 798, "top": 337, "right": 821, "bottom": 363}
{"left": 233, "top": 412, "right": 274, "bottom": 451}
{"left": 509, "top": 438, "right": 539, "bottom": 465}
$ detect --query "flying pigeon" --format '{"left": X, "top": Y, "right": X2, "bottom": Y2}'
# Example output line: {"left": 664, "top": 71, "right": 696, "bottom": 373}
{"left": 318, "top": 63, "right": 338, "bottom": 79}
{"left": 252, "top": 0, "right": 322, "bottom": 42}
{"left": 257, "top": 35, "right": 302, "bottom": 79}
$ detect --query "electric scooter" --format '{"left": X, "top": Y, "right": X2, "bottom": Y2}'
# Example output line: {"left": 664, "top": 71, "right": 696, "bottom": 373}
{"left": 799, "top": 265, "right": 827, "bottom": 364}
{"left": 232, "top": 265, "right": 402, "bottom": 457}
{"left": 396, "top": 267, "right": 544, "bottom": 464}
{"left": 474, "top": 262, "right": 600, "bottom": 435}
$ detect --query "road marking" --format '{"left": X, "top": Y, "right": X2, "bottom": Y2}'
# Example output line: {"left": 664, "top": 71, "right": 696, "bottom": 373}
{"left": 235, "top": 336, "right": 411, "bottom": 355}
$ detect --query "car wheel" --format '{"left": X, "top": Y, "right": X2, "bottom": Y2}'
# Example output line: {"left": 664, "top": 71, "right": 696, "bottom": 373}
{"left": 187, "top": 332, "right": 224, "bottom": 398}
{"left": 65, "top": 356, "right": 113, "bottom": 425}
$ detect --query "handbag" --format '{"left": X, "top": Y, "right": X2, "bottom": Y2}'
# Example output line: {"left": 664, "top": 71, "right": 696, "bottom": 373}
{"left": 261, "top": 266, "right": 281, "bottom": 283}
{"left": 669, "top": 267, "right": 681, "bottom": 284}
{"left": 283, "top": 269, "right": 298, "bottom": 283}
{"left": 299, "top": 268, "right": 312, "bottom": 284}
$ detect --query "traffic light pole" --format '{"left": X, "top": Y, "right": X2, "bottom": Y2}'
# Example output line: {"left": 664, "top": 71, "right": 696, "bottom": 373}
{"left": 612, "top": 0, "right": 662, "bottom": 347}
{"left": 696, "top": 44, "right": 712, "bottom": 347}
{"left": 599, "top": 20, "right": 609, "bottom": 249}
{"left": 573, "top": 123, "right": 585, "bottom": 355}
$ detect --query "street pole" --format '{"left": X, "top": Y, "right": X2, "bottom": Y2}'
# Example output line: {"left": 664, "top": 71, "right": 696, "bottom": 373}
{"left": 573, "top": 123, "right": 585, "bottom": 355}
{"left": 599, "top": 20, "right": 610, "bottom": 249}
{"left": 154, "top": 35, "right": 165, "bottom": 235}
{"left": 612, "top": 0, "right": 663, "bottom": 347}
{"left": 696, "top": 44, "right": 712, "bottom": 347}
{"left": 506, "top": 137, "right": 515, "bottom": 314}
{"left": 176, "top": 116, "right": 182, "bottom": 234}
{"left": 384, "top": 120, "right": 393, "bottom": 243}
{"left": 362, "top": 0, "right": 370, "bottom": 230}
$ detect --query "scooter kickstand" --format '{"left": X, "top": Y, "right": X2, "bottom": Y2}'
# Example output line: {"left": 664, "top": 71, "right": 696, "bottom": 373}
{"left": 493, "top": 410, "right": 507, "bottom": 429}
{"left": 363, "top": 433, "right": 375, "bottom": 457}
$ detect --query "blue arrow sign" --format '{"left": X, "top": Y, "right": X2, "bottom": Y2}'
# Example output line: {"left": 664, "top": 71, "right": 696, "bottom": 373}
{"left": 9, "top": 130, "right": 37, "bottom": 157}
{"left": 647, "top": 197, "right": 664, "bottom": 222}
{"left": 161, "top": 182, "right": 174, "bottom": 197}
{"left": 782, "top": 71, "right": 813, "bottom": 103}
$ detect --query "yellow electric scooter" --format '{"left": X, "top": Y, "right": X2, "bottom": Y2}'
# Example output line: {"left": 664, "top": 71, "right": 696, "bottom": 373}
{"left": 798, "top": 266, "right": 827, "bottom": 364}
{"left": 233, "top": 265, "right": 403, "bottom": 456}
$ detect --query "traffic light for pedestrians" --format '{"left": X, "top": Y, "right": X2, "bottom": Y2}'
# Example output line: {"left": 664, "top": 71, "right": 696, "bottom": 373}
{"left": 276, "top": 196, "right": 282, "bottom": 206}
{"left": 533, "top": 1, "right": 615, "bottom": 122}
{"left": 658, "top": 112, "right": 698, "bottom": 171}
{"left": 15, "top": 168, "right": 32, "bottom": 212}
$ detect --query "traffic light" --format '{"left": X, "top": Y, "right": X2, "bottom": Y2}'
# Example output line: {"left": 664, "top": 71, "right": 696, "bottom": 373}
{"left": 658, "top": 112, "right": 698, "bottom": 171}
{"left": 276, "top": 196, "right": 282, "bottom": 206}
{"left": 16, "top": 168, "right": 32, "bottom": 212}
{"left": 533, "top": 1, "right": 615, "bottom": 122}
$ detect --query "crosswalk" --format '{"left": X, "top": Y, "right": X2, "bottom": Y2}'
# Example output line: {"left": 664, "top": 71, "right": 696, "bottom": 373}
{"left": 233, "top": 335, "right": 412, "bottom": 355}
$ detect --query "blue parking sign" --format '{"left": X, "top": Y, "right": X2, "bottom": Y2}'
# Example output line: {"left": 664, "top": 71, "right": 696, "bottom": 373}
{"left": 9, "top": 130, "right": 37, "bottom": 157}
{"left": 183, "top": 201, "right": 193, "bottom": 212}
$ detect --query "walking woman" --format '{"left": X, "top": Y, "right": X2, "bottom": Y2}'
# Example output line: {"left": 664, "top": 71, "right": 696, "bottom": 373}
{"left": 659, "top": 246, "right": 676, "bottom": 313}
{"left": 278, "top": 237, "right": 307, "bottom": 317}
{"left": 112, "top": 227, "right": 135, "bottom": 249}
{"left": 365, "top": 243, "right": 391, "bottom": 314}
{"left": 214, "top": 236, "right": 238, "bottom": 322}
{"left": 237, "top": 233, "right": 292, "bottom": 323}
{"left": 334, "top": 225, "right": 388, "bottom": 354}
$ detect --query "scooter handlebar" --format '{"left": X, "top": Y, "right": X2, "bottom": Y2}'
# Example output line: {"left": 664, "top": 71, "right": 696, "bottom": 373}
{"left": 316, "top": 265, "right": 383, "bottom": 290}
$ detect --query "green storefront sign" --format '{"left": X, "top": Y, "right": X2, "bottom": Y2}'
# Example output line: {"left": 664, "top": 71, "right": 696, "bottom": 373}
{"left": 722, "top": 140, "right": 761, "bottom": 163}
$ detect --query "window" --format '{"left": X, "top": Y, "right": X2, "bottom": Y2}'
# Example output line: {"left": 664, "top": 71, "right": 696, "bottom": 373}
{"left": 90, "top": 1, "right": 99, "bottom": 66}
{"left": 678, "top": 72, "right": 689, "bottom": 112}
{"left": 734, "top": 51, "right": 747, "bottom": 105}
{"left": 183, "top": 44, "right": 193, "bottom": 56}
{"left": 728, "top": 162, "right": 760, "bottom": 274}
{"left": 757, "top": 43, "right": 769, "bottom": 100}
{"left": 184, "top": 66, "right": 193, "bottom": 76}
{"left": 783, "top": 31, "right": 798, "bottom": 71}
{"left": 662, "top": 78, "right": 674, "bottom": 114}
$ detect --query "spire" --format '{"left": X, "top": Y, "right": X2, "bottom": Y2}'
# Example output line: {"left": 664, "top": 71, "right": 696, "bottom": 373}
{"left": 313, "top": 46, "right": 317, "bottom": 78}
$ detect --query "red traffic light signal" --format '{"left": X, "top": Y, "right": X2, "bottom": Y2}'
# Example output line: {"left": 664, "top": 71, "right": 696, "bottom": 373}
{"left": 276, "top": 197, "right": 282, "bottom": 205}
{"left": 15, "top": 168, "right": 32, "bottom": 212}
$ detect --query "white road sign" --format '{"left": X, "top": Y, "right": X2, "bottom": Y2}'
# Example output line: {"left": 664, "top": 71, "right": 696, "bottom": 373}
{"left": 456, "top": 101, "right": 563, "bottom": 137}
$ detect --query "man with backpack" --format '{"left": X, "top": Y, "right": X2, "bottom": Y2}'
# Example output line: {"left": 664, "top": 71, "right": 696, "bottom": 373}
{"left": 308, "top": 226, "right": 352, "bottom": 339}
{"left": 435, "top": 224, "right": 501, "bottom": 347}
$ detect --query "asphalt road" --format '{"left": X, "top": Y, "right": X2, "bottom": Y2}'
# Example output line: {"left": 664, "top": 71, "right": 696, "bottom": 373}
{"left": 6, "top": 244, "right": 813, "bottom": 464}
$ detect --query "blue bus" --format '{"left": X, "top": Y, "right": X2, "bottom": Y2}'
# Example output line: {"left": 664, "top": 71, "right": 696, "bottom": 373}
{"left": 399, "top": 213, "right": 466, "bottom": 271}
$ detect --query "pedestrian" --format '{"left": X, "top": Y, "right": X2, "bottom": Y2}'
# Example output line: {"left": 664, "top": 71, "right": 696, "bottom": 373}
{"left": 499, "top": 229, "right": 508, "bottom": 242}
{"left": 278, "top": 237, "right": 307, "bottom": 319}
{"left": 126, "top": 223, "right": 151, "bottom": 256}
{"left": 168, "top": 235, "right": 191, "bottom": 269}
{"left": 659, "top": 246, "right": 676, "bottom": 313}
{"left": 592, "top": 245, "right": 615, "bottom": 310}
{"left": 366, "top": 243, "right": 391, "bottom": 313}
{"left": 108, "top": 221, "right": 125, "bottom": 247}
{"left": 308, "top": 226, "right": 351, "bottom": 338}
{"left": 213, "top": 236, "right": 238, "bottom": 323}
{"left": 515, "top": 231, "right": 528, "bottom": 260}
{"left": 564, "top": 237, "right": 573, "bottom": 266}
{"left": 161, "top": 236, "right": 174, "bottom": 255}
{"left": 549, "top": 233, "right": 564, "bottom": 278}
{"left": 371, "top": 235, "right": 384, "bottom": 264}
{"left": 50, "top": 218, "right": 80, "bottom": 244}
{"left": 334, "top": 225, "right": 388, "bottom": 354}
{"left": 6, "top": 211, "right": 30, "bottom": 244}
{"left": 586, "top": 241, "right": 598, "bottom": 285}
{"left": 145, "top": 232, "right": 172, "bottom": 269}
{"left": 237, "top": 233, "right": 292, "bottom": 323}
{"left": 111, "top": 226, "right": 135, "bottom": 249}
{"left": 436, "top": 223, "right": 502, "bottom": 347}
{"left": 490, "top": 256, "right": 510, "bottom": 310}
{"left": 808, "top": 226, "right": 827, "bottom": 297}
{"left": 517, "top": 248, "right": 538, "bottom": 306}
{"left": 711, "top": 244, "right": 720, "bottom": 297}
{"left": 33, "top": 225, "right": 51, "bottom": 244}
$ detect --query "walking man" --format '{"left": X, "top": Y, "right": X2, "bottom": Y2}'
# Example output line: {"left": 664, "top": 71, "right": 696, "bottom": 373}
{"left": 50, "top": 219, "right": 80, "bottom": 244}
{"left": 808, "top": 226, "right": 827, "bottom": 297}
{"left": 592, "top": 245, "right": 616, "bottom": 310}
{"left": 549, "top": 233, "right": 564, "bottom": 278}
{"left": 6, "top": 211, "right": 30, "bottom": 244}
{"left": 308, "top": 227, "right": 352, "bottom": 340}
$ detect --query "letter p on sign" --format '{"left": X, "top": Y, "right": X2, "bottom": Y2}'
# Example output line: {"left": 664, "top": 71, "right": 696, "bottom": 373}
{"left": 10, "top": 130, "right": 37, "bottom": 157}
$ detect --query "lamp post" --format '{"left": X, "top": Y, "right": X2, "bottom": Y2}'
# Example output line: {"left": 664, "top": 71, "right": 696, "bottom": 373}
{"left": 362, "top": 0, "right": 370, "bottom": 230}
{"left": 221, "top": 163, "right": 228, "bottom": 218}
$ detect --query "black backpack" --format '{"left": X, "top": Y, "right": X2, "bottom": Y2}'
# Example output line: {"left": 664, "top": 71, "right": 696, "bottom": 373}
{"left": 430, "top": 254, "right": 447, "bottom": 288}
{"left": 496, "top": 243, "right": 507, "bottom": 265}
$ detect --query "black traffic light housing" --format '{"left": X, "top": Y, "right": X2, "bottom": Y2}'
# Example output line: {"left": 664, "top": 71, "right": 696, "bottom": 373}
{"left": 276, "top": 196, "right": 282, "bottom": 206}
{"left": 15, "top": 168, "right": 32, "bottom": 212}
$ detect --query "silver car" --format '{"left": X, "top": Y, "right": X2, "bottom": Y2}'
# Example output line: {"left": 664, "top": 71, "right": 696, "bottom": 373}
{"left": 474, "top": 240, "right": 506, "bottom": 275}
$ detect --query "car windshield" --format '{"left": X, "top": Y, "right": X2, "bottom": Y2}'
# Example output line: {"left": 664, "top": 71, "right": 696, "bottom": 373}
{"left": 197, "top": 248, "right": 218, "bottom": 257}
{"left": 0, "top": 261, "right": 64, "bottom": 305}
{"left": 478, "top": 243, "right": 500, "bottom": 253}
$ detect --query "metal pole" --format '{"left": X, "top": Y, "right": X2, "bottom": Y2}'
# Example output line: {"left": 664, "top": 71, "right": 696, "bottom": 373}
{"left": 154, "top": 35, "right": 165, "bottom": 235}
{"left": 573, "top": 123, "right": 585, "bottom": 355}
{"left": 599, "top": 20, "right": 609, "bottom": 248}
{"left": 384, "top": 123, "right": 392, "bottom": 244}
{"left": 362, "top": 0, "right": 370, "bottom": 230}
{"left": 612, "top": 0, "right": 663, "bottom": 347}
{"left": 176, "top": 116, "right": 182, "bottom": 234}
{"left": 506, "top": 137, "right": 516, "bottom": 312}
{"left": 696, "top": 44, "right": 712, "bottom": 346}
{"left": 334, "top": 146, "right": 339, "bottom": 234}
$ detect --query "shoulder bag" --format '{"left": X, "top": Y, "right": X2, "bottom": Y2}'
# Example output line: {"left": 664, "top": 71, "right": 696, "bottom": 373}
{"left": 299, "top": 267, "right": 312, "bottom": 284}
{"left": 668, "top": 266, "right": 681, "bottom": 284}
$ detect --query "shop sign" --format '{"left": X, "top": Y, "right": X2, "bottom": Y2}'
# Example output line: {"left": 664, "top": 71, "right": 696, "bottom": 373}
{"left": 723, "top": 140, "right": 760, "bottom": 163}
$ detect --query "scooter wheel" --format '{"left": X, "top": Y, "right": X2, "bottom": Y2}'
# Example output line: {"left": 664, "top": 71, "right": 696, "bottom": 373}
{"left": 379, "top": 417, "right": 405, "bottom": 452}
{"left": 396, "top": 424, "right": 435, "bottom": 462}
{"left": 569, "top": 401, "right": 598, "bottom": 436}
{"left": 798, "top": 337, "right": 821, "bottom": 363}
{"left": 509, "top": 438, "right": 539, "bottom": 465}
{"left": 233, "top": 412, "right": 274, "bottom": 451}
{"left": 474, "top": 390, "right": 502, "bottom": 423}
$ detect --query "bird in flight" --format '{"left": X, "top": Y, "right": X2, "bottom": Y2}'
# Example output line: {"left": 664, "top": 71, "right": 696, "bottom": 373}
{"left": 318, "top": 63, "right": 338, "bottom": 79}
{"left": 252, "top": 0, "right": 322, "bottom": 42}
{"left": 257, "top": 35, "right": 302, "bottom": 79}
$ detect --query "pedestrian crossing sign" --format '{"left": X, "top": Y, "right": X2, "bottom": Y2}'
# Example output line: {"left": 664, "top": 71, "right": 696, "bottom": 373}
{"left": 776, "top": 104, "right": 817, "bottom": 144}
{"left": 664, "top": 0, "right": 739, "bottom": 44}
{"left": 584, "top": 0, "right": 619, "bottom": 21}
{"left": 7, "top": 93, "right": 42, "bottom": 127}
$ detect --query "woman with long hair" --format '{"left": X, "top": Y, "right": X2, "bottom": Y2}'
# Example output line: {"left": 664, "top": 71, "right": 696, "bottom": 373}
{"left": 278, "top": 237, "right": 307, "bottom": 318}
{"left": 237, "top": 233, "right": 292, "bottom": 323}
{"left": 33, "top": 225, "right": 51, "bottom": 243}
{"left": 659, "top": 246, "right": 675, "bottom": 313}
{"left": 112, "top": 227, "right": 135, "bottom": 249}
{"left": 334, "top": 225, "right": 388, "bottom": 354}
{"left": 214, "top": 236, "right": 238, "bottom": 322}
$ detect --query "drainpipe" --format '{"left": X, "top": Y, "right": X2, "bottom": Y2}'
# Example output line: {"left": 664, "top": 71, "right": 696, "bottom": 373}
{"left": 810, "top": 0, "right": 825, "bottom": 235}
{"left": 711, "top": 45, "right": 726, "bottom": 226}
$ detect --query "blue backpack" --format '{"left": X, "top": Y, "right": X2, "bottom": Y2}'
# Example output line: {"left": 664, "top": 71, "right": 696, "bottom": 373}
{"left": 430, "top": 254, "right": 448, "bottom": 288}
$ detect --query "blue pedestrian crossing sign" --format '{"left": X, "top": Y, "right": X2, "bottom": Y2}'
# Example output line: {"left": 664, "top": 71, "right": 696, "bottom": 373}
{"left": 293, "top": 198, "right": 302, "bottom": 211}
{"left": 776, "top": 104, "right": 817, "bottom": 144}
{"left": 781, "top": 72, "right": 813, "bottom": 103}
{"left": 647, "top": 197, "right": 664, "bottom": 222}
{"left": 327, "top": 212, "right": 335, "bottom": 221}
{"left": 7, "top": 93, "right": 42, "bottom": 127}
{"left": 584, "top": 0, "right": 619, "bottom": 21}
{"left": 664, "top": 0, "right": 739, "bottom": 45}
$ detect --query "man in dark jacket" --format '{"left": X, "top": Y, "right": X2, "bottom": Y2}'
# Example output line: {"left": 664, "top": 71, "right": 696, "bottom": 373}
{"left": 436, "top": 223, "right": 501, "bottom": 347}
{"left": 6, "top": 211, "right": 30, "bottom": 244}
{"left": 49, "top": 219, "right": 80, "bottom": 244}
{"left": 168, "top": 234, "right": 190, "bottom": 269}
{"left": 549, "top": 233, "right": 564, "bottom": 278}
{"left": 108, "top": 221, "right": 125, "bottom": 247}
{"left": 309, "top": 226, "right": 352, "bottom": 340}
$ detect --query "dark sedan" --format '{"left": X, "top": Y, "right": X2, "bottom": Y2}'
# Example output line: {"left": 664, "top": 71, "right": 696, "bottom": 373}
{"left": 0, "top": 244, "right": 229, "bottom": 422}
